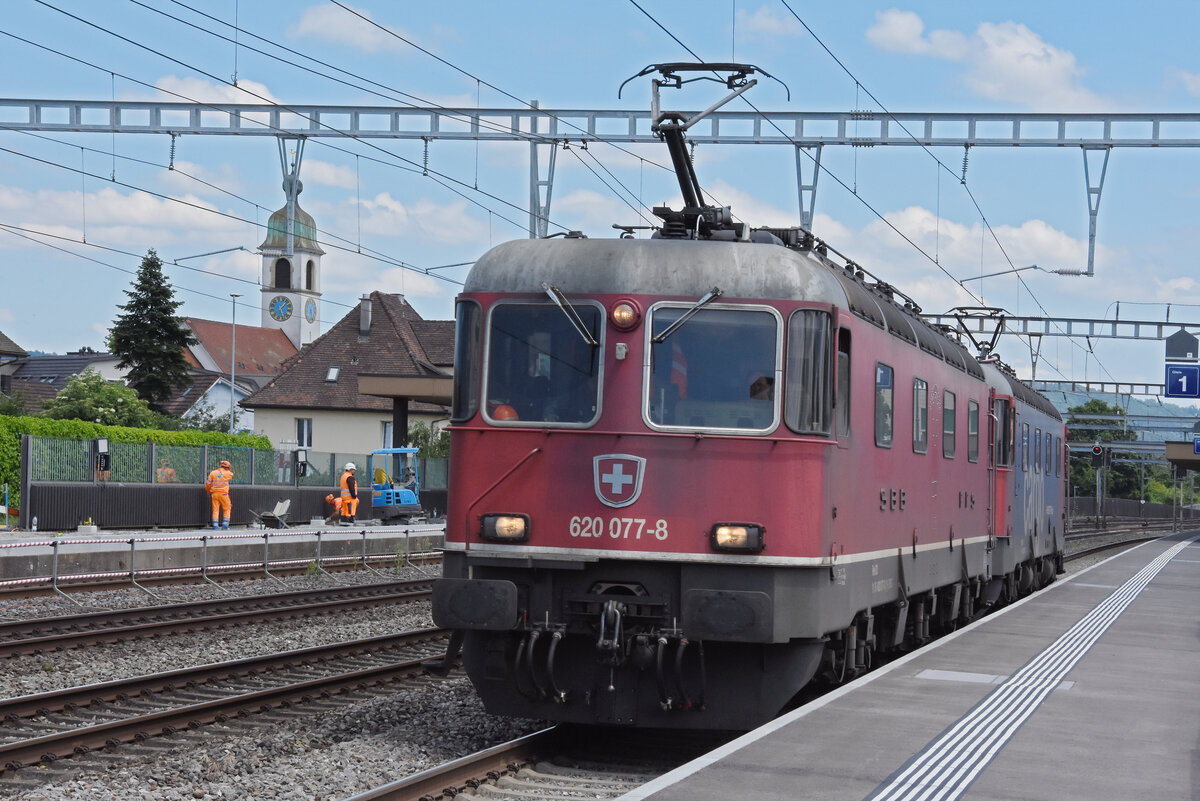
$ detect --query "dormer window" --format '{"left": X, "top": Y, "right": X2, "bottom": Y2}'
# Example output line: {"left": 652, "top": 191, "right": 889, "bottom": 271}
{"left": 326, "top": 366, "right": 340, "bottom": 383}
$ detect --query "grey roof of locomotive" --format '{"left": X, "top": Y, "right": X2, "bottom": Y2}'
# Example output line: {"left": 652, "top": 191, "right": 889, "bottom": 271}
{"left": 466, "top": 235, "right": 1060, "bottom": 421}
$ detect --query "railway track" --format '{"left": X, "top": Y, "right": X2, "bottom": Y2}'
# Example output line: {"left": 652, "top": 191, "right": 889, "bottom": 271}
{"left": 0, "top": 579, "right": 433, "bottom": 657}
{"left": 344, "top": 727, "right": 727, "bottom": 801}
{"left": 0, "top": 627, "right": 450, "bottom": 791}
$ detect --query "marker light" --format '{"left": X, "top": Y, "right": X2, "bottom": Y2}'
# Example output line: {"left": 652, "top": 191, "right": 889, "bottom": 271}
{"left": 710, "top": 523, "right": 765, "bottom": 553}
{"left": 610, "top": 300, "right": 641, "bottom": 330}
{"left": 481, "top": 513, "right": 530, "bottom": 542}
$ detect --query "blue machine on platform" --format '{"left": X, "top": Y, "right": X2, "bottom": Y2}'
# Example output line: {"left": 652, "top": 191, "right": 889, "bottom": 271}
{"left": 368, "top": 447, "right": 426, "bottom": 523}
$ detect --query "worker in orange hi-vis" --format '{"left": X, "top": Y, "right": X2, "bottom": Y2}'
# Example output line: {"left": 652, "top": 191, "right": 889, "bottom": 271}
{"left": 324, "top": 493, "right": 344, "bottom": 524}
{"left": 339, "top": 462, "right": 359, "bottom": 526}
{"left": 206, "top": 459, "right": 234, "bottom": 530}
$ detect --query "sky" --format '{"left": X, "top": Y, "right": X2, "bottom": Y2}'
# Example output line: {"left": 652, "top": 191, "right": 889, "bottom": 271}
{"left": 2, "top": 1, "right": 1200, "bottom": 395}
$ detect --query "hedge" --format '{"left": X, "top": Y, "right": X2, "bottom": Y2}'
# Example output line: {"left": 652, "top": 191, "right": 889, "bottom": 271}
{"left": 0, "top": 415, "right": 272, "bottom": 511}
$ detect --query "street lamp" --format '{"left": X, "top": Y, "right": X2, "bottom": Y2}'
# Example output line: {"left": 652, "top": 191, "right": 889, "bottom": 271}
{"left": 230, "top": 293, "right": 241, "bottom": 434}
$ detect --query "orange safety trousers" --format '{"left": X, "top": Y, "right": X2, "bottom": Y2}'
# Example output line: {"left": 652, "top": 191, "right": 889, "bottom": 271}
{"left": 210, "top": 492, "right": 232, "bottom": 522}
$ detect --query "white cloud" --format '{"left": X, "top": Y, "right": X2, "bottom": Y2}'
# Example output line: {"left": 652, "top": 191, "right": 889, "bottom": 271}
{"left": 866, "top": 9, "right": 968, "bottom": 58}
{"left": 302, "top": 160, "right": 358, "bottom": 190}
{"left": 866, "top": 11, "right": 1105, "bottom": 111}
{"left": 736, "top": 6, "right": 804, "bottom": 38}
{"left": 355, "top": 192, "right": 487, "bottom": 245}
{"left": 0, "top": 185, "right": 252, "bottom": 253}
{"left": 288, "top": 4, "right": 407, "bottom": 53}
{"left": 1176, "top": 69, "right": 1200, "bottom": 97}
{"left": 154, "top": 76, "right": 279, "bottom": 105}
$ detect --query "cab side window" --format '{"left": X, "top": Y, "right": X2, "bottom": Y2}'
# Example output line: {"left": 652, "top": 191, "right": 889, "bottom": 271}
{"left": 967, "top": 400, "right": 980, "bottom": 463}
{"left": 943, "top": 390, "right": 956, "bottom": 458}
{"left": 912, "top": 378, "right": 928, "bottom": 454}
{"left": 875, "top": 363, "right": 894, "bottom": 448}
{"left": 837, "top": 329, "right": 851, "bottom": 439}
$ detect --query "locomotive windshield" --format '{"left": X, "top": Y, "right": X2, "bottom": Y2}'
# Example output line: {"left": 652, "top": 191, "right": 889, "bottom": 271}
{"left": 646, "top": 305, "right": 779, "bottom": 432}
{"left": 484, "top": 301, "right": 602, "bottom": 426}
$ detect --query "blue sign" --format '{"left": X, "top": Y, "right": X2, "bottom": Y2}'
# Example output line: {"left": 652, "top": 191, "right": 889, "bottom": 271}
{"left": 1194, "top": 435, "right": 1200, "bottom": 456}
{"left": 1165, "top": 364, "right": 1200, "bottom": 398}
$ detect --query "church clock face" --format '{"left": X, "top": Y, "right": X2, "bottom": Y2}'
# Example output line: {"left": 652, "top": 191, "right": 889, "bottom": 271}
{"left": 305, "top": 298, "right": 317, "bottom": 323}
{"left": 268, "top": 295, "right": 293, "bottom": 322}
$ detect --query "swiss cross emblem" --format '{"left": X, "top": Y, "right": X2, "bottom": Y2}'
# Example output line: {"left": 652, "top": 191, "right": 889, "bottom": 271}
{"left": 593, "top": 454, "right": 646, "bottom": 508}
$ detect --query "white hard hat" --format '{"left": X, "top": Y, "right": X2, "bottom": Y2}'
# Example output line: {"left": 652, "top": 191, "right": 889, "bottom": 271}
{"left": 345, "top": 462, "right": 356, "bottom": 471}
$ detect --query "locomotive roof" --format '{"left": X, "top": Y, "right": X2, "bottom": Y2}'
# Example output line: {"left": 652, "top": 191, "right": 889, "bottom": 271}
{"left": 980, "top": 361, "right": 1063, "bottom": 421}
{"left": 466, "top": 237, "right": 847, "bottom": 305}
{"left": 467, "top": 236, "right": 1062, "bottom": 400}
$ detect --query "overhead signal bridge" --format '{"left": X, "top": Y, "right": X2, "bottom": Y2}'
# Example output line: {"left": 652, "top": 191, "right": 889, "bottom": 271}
{"left": 3, "top": 99, "right": 1200, "bottom": 255}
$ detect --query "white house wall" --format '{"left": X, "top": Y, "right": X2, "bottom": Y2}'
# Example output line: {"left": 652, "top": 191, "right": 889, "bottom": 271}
{"left": 252, "top": 407, "right": 444, "bottom": 453}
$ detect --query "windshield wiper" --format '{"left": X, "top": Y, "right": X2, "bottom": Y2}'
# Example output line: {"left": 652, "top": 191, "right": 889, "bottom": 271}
{"left": 651, "top": 286, "right": 723, "bottom": 343}
{"left": 543, "top": 283, "right": 599, "bottom": 346}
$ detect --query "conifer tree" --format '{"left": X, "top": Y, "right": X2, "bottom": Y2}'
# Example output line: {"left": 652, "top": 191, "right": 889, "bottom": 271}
{"left": 110, "top": 249, "right": 197, "bottom": 412}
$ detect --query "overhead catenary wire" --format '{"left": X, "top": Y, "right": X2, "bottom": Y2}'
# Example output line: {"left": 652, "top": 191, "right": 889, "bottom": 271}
{"left": 629, "top": 0, "right": 1108, "bottom": 384}
{"left": 0, "top": 27, "right": 524, "bottom": 251}
{"left": 22, "top": 2, "right": 550, "bottom": 236}
{"left": 141, "top": 0, "right": 668, "bottom": 229}
{"left": 0, "top": 142, "right": 466, "bottom": 294}
{"left": 773, "top": 0, "right": 1118, "bottom": 385}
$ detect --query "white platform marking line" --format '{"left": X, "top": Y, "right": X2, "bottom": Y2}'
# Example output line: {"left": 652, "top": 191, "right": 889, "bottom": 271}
{"left": 865, "top": 536, "right": 1197, "bottom": 801}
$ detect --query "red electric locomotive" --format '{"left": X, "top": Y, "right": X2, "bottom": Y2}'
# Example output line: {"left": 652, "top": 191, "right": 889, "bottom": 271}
{"left": 432, "top": 65, "right": 1066, "bottom": 730}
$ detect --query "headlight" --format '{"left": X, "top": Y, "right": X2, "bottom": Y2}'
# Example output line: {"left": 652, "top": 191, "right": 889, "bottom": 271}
{"left": 710, "top": 523, "right": 765, "bottom": 553}
{"left": 481, "top": 513, "right": 530, "bottom": 542}
{"left": 610, "top": 299, "right": 641, "bottom": 330}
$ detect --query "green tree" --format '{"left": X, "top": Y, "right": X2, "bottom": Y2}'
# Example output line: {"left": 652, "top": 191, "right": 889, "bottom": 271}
{"left": 407, "top": 421, "right": 450, "bottom": 458}
{"left": 1066, "top": 398, "right": 1141, "bottom": 499}
{"left": 110, "top": 249, "right": 197, "bottom": 412}
{"left": 42, "top": 369, "right": 159, "bottom": 427}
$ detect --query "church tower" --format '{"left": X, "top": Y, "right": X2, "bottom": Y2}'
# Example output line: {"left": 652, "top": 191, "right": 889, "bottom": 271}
{"left": 259, "top": 173, "right": 324, "bottom": 349}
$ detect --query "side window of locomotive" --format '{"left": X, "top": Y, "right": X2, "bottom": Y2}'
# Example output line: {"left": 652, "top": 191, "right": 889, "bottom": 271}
{"left": 837, "top": 329, "right": 851, "bottom": 438}
{"left": 485, "top": 302, "right": 601, "bottom": 426}
{"left": 1045, "top": 433, "right": 1053, "bottom": 474}
{"left": 785, "top": 309, "right": 831, "bottom": 436}
{"left": 1021, "top": 422, "right": 1030, "bottom": 471}
{"left": 967, "top": 400, "right": 980, "bottom": 463}
{"left": 1055, "top": 435, "right": 1062, "bottom": 476}
{"left": 874, "top": 363, "right": 893, "bottom": 448}
{"left": 1034, "top": 429, "right": 1042, "bottom": 473}
{"left": 912, "top": 378, "right": 928, "bottom": 454}
{"left": 451, "top": 301, "right": 482, "bottom": 422}
{"left": 943, "top": 390, "right": 956, "bottom": 459}
{"left": 647, "top": 306, "right": 778, "bottom": 431}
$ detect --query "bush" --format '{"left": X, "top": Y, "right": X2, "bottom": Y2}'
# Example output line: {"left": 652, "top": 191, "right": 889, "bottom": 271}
{"left": 0, "top": 414, "right": 271, "bottom": 509}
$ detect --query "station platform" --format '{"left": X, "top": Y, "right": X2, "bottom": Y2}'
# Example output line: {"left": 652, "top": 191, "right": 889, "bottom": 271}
{"left": 0, "top": 522, "right": 446, "bottom": 591}
{"left": 622, "top": 531, "right": 1200, "bottom": 801}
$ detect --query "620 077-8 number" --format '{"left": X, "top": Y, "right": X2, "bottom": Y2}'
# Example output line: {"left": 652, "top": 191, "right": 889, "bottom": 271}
{"left": 569, "top": 516, "right": 669, "bottom": 541}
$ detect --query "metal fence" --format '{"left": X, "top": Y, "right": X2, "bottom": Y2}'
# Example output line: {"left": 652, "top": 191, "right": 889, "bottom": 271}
{"left": 1069, "top": 496, "right": 1200, "bottom": 520}
{"left": 26, "top": 436, "right": 447, "bottom": 490}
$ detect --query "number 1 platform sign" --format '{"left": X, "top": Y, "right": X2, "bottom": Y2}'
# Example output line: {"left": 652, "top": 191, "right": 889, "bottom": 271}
{"left": 1165, "top": 364, "right": 1200, "bottom": 398}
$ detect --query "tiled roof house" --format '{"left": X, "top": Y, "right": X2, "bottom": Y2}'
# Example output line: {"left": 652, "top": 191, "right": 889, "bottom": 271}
{"left": 242, "top": 292, "right": 453, "bottom": 454}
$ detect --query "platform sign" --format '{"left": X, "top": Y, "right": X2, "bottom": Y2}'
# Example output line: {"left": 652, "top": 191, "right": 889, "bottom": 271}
{"left": 1194, "top": 435, "right": 1200, "bottom": 456}
{"left": 1165, "top": 364, "right": 1200, "bottom": 398}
